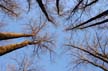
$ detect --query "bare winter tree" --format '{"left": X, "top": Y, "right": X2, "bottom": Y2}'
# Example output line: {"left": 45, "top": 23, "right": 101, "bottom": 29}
{"left": 66, "top": 30, "right": 108, "bottom": 71}
{"left": 6, "top": 54, "right": 44, "bottom": 71}
{"left": 0, "top": 0, "right": 55, "bottom": 56}
{"left": 0, "top": 19, "right": 54, "bottom": 56}
{"left": 64, "top": 0, "right": 108, "bottom": 71}
{"left": 65, "top": 0, "right": 108, "bottom": 30}
{"left": 0, "top": 0, "right": 108, "bottom": 71}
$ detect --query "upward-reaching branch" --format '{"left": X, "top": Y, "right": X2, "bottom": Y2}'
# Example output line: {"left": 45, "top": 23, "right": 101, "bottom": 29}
{"left": 81, "top": 58, "right": 108, "bottom": 71}
{"left": 0, "top": 0, "right": 19, "bottom": 17}
{"left": 56, "top": 0, "right": 60, "bottom": 15}
{"left": 36, "top": 0, "right": 51, "bottom": 22}
{"left": 27, "top": 0, "right": 31, "bottom": 12}
{"left": 79, "top": 19, "right": 108, "bottom": 29}
{"left": 85, "top": 0, "right": 98, "bottom": 7}
{"left": 66, "top": 10, "right": 108, "bottom": 30}
{"left": 66, "top": 44, "right": 108, "bottom": 63}
{"left": 0, "top": 4, "right": 17, "bottom": 16}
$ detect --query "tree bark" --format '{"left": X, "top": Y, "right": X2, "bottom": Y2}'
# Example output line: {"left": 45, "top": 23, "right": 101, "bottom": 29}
{"left": 0, "top": 40, "right": 41, "bottom": 56}
{"left": 0, "top": 32, "right": 33, "bottom": 40}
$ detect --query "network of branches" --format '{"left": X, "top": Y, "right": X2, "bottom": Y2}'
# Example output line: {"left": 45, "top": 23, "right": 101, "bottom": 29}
{"left": 0, "top": 0, "right": 108, "bottom": 71}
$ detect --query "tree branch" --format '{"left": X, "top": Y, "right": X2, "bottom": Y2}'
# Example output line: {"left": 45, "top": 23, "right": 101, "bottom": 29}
{"left": 0, "top": 3, "right": 18, "bottom": 16}
{"left": 79, "top": 19, "right": 108, "bottom": 29}
{"left": 66, "top": 10, "right": 108, "bottom": 30}
{"left": 85, "top": 0, "right": 98, "bottom": 7}
{"left": 56, "top": 0, "right": 60, "bottom": 15}
{"left": 66, "top": 44, "right": 108, "bottom": 63}
{"left": 81, "top": 58, "right": 108, "bottom": 71}
{"left": 36, "top": 0, "right": 51, "bottom": 22}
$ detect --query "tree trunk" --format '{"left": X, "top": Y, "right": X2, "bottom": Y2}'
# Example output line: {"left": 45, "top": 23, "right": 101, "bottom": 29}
{"left": 0, "top": 32, "right": 33, "bottom": 40}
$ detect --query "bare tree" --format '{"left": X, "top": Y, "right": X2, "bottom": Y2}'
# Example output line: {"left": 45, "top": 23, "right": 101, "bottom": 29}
{"left": 6, "top": 53, "right": 44, "bottom": 71}
{"left": 0, "top": 0, "right": 108, "bottom": 71}
{"left": 64, "top": 0, "right": 108, "bottom": 71}
{"left": 65, "top": 30, "right": 108, "bottom": 71}
{"left": 65, "top": 0, "right": 108, "bottom": 30}
{"left": 0, "top": 0, "right": 55, "bottom": 56}
{"left": 0, "top": 19, "right": 54, "bottom": 56}
{"left": 0, "top": 0, "right": 107, "bottom": 30}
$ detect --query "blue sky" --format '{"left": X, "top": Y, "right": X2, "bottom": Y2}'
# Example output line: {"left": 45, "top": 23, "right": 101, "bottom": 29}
{"left": 0, "top": 0, "right": 107, "bottom": 71}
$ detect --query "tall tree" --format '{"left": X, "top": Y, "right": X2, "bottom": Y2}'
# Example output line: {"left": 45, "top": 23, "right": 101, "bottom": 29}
{"left": 0, "top": 0, "right": 54, "bottom": 56}
{"left": 0, "top": 0, "right": 108, "bottom": 71}
{"left": 66, "top": 31, "right": 108, "bottom": 71}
